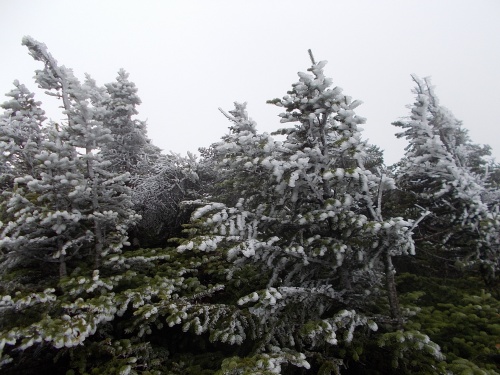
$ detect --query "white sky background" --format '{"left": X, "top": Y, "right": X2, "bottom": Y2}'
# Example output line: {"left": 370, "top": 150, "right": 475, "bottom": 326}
{"left": 1, "top": 0, "right": 499, "bottom": 165}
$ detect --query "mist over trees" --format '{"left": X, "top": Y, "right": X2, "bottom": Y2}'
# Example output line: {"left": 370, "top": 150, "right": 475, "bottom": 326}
{"left": 0, "top": 38, "right": 498, "bottom": 374}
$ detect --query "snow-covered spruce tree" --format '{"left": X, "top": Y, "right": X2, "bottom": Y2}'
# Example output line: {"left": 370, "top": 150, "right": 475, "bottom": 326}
{"left": 99, "top": 69, "right": 161, "bottom": 183}
{"left": 0, "top": 81, "right": 46, "bottom": 254}
{"left": 393, "top": 75, "right": 500, "bottom": 280}
{"left": 0, "top": 37, "right": 152, "bottom": 371}
{"left": 21, "top": 36, "right": 138, "bottom": 267}
{"left": 0, "top": 37, "right": 236, "bottom": 374}
{"left": 177, "top": 58, "right": 442, "bottom": 373}
{"left": 0, "top": 81, "right": 46, "bottom": 189}
{"left": 0, "top": 121, "right": 89, "bottom": 279}
{"left": 97, "top": 68, "right": 171, "bottom": 246}
{"left": 212, "top": 102, "right": 279, "bottom": 206}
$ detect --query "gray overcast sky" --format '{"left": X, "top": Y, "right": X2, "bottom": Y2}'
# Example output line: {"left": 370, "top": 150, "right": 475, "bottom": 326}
{"left": 1, "top": 0, "right": 499, "bottom": 165}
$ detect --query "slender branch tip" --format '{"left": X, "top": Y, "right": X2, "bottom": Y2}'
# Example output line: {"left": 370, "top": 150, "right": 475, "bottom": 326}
{"left": 308, "top": 49, "right": 316, "bottom": 65}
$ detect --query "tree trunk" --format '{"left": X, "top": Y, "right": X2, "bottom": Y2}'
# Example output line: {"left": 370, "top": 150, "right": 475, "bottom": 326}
{"left": 340, "top": 267, "right": 352, "bottom": 291}
{"left": 385, "top": 252, "right": 403, "bottom": 328}
{"left": 59, "top": 253, "right": 67, "bottom": 278}
{"left": 58, "top": 235, "right": 67, "bottom": 278}
{"left": 86, "top": 146, "right": 104, "bottom": 270}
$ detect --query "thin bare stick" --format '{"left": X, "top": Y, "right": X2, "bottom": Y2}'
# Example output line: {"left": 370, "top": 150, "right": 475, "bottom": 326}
{"left": 376, "top": 172, "right": 384, "bottom": 221}
{"left": 308, "top": 49, "right": 316, "bottom": 65}
{"left": 218, "top": 107, "right": 235, "bottom": 122}
{"left": 411, "top": 207, "right": 431, "bottom": 231}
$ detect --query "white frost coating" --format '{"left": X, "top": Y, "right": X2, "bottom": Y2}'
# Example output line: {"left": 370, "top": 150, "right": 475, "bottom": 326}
{"left": 368, "top": 320, "right": 378, "bottom": 331}
{"left": 323, "top": 171, "right": 334, "bottom": 180}
{"left": 288, "top": 170, "right": 300, "bottom": 187}
{"left": 118, "top": 365, "right": 132, "bottom": 375}
{"left": 242, "top": 239, "right": 256, "bottom": 257}
{"left": 237, "top": 291, "right": 259, "bottom": 305}
{"left": 192, "top": 203, "right": 225, "bottom": 220}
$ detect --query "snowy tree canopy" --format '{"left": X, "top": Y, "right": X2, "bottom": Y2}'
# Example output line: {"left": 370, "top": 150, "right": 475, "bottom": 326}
{"left": 0, "top": 39, "right": 498, "bottom": 374}
{"left": 394, "top": 75, "right": 500, "bottom": 279}
{"left": 0, "top": 81, "right": 46, "bottom": 184}
{"left": 176, "top": 60, "right": 436, "bottom": 372}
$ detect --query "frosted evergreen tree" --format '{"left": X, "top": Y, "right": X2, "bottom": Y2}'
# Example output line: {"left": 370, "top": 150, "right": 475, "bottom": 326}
{"left": 214, "top": 102, "right": 278, "bottom": 204}
{"left": 100, "top": 69, "right": 161, "bottom": 183}
{"left": 0, "top": 81, "right": 46, "bottom": 187}
{"left": 0, "top": 37, "right": 225, "bottom": 373}
{"left": 96, "top": 68, "right": 164, "bottom": 245}
{"left": 393, "top": 76, "right": 500, "bottom": 279}
{"left": 177, "top": 56, "right": 440, "bottom": 372}
{"left": 21, "top": 36, "right": 138, "bottom": 267}
{"left": 0, "top": 37, "right": 144, "bottom": 369}
{"left": 0, "top": 122, "right": 90, "bottom": 278}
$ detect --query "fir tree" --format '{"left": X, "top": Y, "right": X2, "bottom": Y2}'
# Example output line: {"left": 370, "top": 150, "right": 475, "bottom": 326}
{"left": 393, "top": 75, "right": 500, "bottom": 281}
{"left": 0, "top": 37, "right": 141, "bottom": 370}
{"left": 97, "top": 69, "right": 161, "bottom": 184}
{"left": 0, "top": 36, "right": 230, "bottom": 375}
{"left": 0, "top": 122, "right": 89, "bottom": 278}
{"left": 21, "top": 36, "right": 138, "bottom": 267}
{"left": 177, "top": 57, "right": 440, "bottom": 373}
{"left": 0, "top": 81, "right": 46, "bottom": 187}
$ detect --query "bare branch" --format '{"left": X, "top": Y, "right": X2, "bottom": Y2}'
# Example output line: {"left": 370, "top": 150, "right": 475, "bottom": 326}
{"left": 411, "top": 207, "right": 431, "bottom": 231}
{"left": 218, "top": 107, "right": 236, "bottom": 122}
{"left": 308, "top": 49, "right": 316, "bottom": 65}
{"left": 376, "top": 172, "right": 384, "bottom": 221}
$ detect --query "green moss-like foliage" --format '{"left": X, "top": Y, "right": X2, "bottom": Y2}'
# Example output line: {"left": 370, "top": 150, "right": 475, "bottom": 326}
{"left": 398, "top": 273, "right": 500, "bottom": 374}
